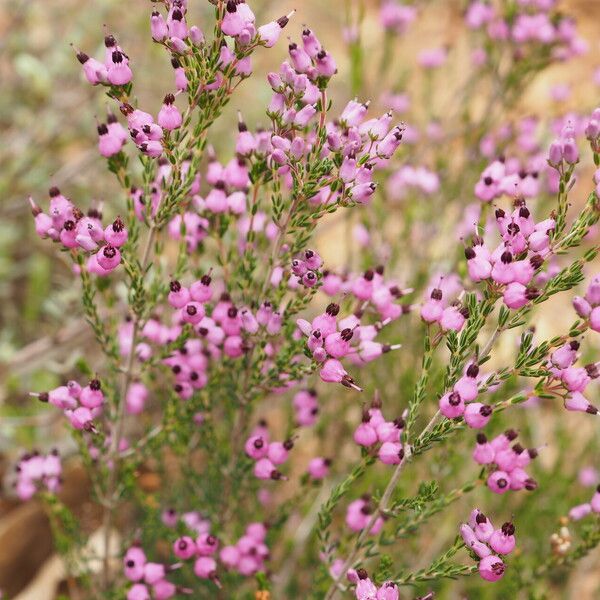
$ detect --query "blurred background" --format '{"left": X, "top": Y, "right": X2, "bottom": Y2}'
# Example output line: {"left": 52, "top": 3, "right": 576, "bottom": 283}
{"left": 1, "top": 0, "right": 600, "bottom": 598}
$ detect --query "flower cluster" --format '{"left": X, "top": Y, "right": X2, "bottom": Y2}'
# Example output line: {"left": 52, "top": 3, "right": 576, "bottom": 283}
{"left": 569, "top": 485, "right": 600, "bottom": 521}
{"left": 171, "top": 519, "right": 270, "bottom": 580}
{"left": 586, "top": 108, "right": 600, "bottom": 153}
{"left": 118, "top": 269, "right": 289, "bottom": 400}
{"left": 223, "top": 3, "right": 293, "bottom": 50}
{"left": 463, "top": 200, "right": 557, "bottom": 310}
{"left": 298, "top": 299, "right": 402, "bottom": 391}
{"left": 190, "top": 151, "right": 251, "bottom": 215}
{"left": 474, "top": 158, "right": 543, "bottom": 202}
{"left": 218, "top": 522, "right": 270, "bottom": 577}
{"left": 472, "top": 430, "right": 539, "bottom": 494}
{"left": 573, "top": 274, "right": 600, "bottom": 333}
{"left": 150, "top": 2, "right": 204, "bottom": 49}
{"left": 244, "top": 422, "right": 294, "bottom": 481}
{"left": 386, "top": 165, "right": 440, "bottom": 201}
{"left": 547, "top": 123, "right": 580, "bottom": 171}
{"left": 380, "top": 1, "right": 417, "bottom": 35}
{"left": 353, "top": 398, "right": 406, "bottom": 465}
{"left": 76, "top": 34, "right": 132, "bottom": 87}
{"left": 346, "top": 494, "right": 384, "bottom": 535}
{"left": 78, "top": 1, "right": 296, "bottom": 161}
{"left": 464, "top": 0, "right": 586, "bottom": 60}
{"left": 14, "top": 450, "right": 62, "bottom": 501}
{"left": 120, "top": 97, "right": 183, "bottom": 159}
{"left": 460, "top": 509, "right": 516, "bottom": 582}
{"left": 319, "top": 267, "right": 412, "bottom": 322}
{"left": 438, "top": 364, "right": 493, "bottom": 427}
{"left": 291, "top": 249, "right": 323, "bottom": 288}
{"left": 123, "top": 545, "right": 188, "bottom": 600}
{"left": 32, "top": 379, "right": 105, "bottom": 432}
{"left": 162, "top": 286, "right": 288, "bottom": 397}
{"left": 292, "top": 388, "right": 319, "bottom": 426}
{"left": 420, "top": 286, "right": 469, "bottom": 333}
{"left": 353, "top": 568, "right": 400, "bottom": 600}
{"left": 161, "top": 508, "right": 210, "bottom": 533}
{"left": 263, "top": 56, "right": 405, "bottom": 208}
{"left": 30, "top": 190, "right": 128, "bottom": 275}
{"left": 547, "top": 341, "right": 600, "bottom": 415}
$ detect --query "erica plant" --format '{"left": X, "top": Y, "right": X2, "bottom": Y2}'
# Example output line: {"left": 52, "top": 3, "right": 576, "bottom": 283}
{"left": 6, "top": 0, "right": 600, "bottom": 599}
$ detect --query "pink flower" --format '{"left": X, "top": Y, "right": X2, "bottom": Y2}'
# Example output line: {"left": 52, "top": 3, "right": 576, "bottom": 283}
{"left": 158, "top": 94, "right": 182, "bottom": 131}
{"left": 487, "top": 471, "right": 510, "bottom": 495}
{"left": 258, "top": 12, "right": 294, "bottom": 48}
{"left": 478, "top": 554, "right": 505, "bottom": 582}
{"left": 193, "top": 556, "right": 217, "bottom": 579}
{"left": 439, "top": 391, "right": 465, "bottom": 419}
{"left": 378, "top": 441, "right": 404, "bottom": 465}
{"left": 308, "top": 457, "right": 331, "bottom": 480}
{"left": 319, "top": 359, "right": 362, "bottom": 391}
{"left": 488, "top": 522, "right": 516, "bottom": 554}
{"left": 464, "top": 403, "right": 492, "bottom": 429}
{"left": 107, "top": 51, "right": 133, "bottom": 86}
{"left": 417, "top": 47, "right": 447, "bottom": 69}
{"left": 77, "top": 51, "right": 107, "bottom": 85}
{"left": 568, "top": 503, "right": 592, "bottom": 522}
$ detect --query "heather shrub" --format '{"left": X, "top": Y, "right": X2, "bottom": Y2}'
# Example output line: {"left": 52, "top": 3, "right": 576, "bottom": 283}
{"left": 4, "top": 1, "right": 600, "bottom": 599}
